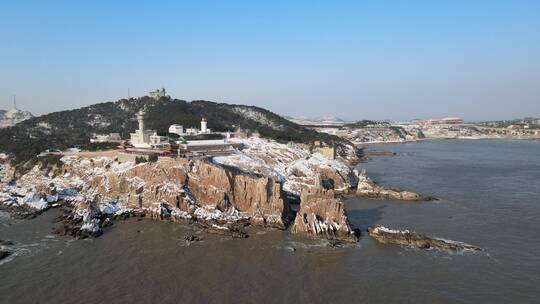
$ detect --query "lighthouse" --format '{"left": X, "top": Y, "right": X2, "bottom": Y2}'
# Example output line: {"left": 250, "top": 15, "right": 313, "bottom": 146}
{"left": 137, "top": 110, "right": 146, "bottom": 133}
{"left": 201, "top": 117, "right": 208, "bottom": 133}
{"left": 130, "top": 109, "right": 156, "bottom": 147}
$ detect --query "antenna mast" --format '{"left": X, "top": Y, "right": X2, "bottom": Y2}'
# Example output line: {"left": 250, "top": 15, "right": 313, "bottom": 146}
{"left": 13, "top": 95, "right": 17, "bottom": 109}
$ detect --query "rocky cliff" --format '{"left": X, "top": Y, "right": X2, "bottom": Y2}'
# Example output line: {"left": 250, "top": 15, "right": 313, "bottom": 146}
{"left": 0, "top": 134, "right": 378, "bottom": 244}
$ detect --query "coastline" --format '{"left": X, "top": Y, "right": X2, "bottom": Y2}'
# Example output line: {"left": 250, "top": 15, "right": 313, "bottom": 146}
{"left": 356, "top": 136, "right": 540, "bottom": 147}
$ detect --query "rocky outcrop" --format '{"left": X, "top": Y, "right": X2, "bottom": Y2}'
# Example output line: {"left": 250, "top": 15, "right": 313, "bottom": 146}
{"left": 75, "top": 200, "right": 104, "bottom": 238}
{"left": 368, "top": 225, "right": 481, "bottom": 251}
{"left": 356, "top": 170, "right": 435, "bottom": 201}
{"left": 54, "top": 201, "right": 105, "bottom": 239}
{"left": 292, "top": 187, "right": 357, "bottom": 242}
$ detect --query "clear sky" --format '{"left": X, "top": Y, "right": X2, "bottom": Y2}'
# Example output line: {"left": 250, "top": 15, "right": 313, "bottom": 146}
{"left": 1, "top": 0, "right": 539, "bottom": 121}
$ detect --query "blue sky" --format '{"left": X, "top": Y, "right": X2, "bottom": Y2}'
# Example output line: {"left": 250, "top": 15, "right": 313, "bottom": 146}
{"left": 1, "top": 0, "right": 539, "bottom": 121}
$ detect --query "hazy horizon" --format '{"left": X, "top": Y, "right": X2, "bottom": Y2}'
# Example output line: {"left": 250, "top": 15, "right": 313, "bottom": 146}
{"left": 1, "top": 1, "right": 539, "bottom": 121}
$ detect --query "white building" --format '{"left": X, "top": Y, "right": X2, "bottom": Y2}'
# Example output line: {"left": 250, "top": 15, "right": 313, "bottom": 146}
{"left": 130, "top": 110, "right": 156, "bottom": 148}
{"left": 169, "top": 124, "right": 184, "bottom": 135}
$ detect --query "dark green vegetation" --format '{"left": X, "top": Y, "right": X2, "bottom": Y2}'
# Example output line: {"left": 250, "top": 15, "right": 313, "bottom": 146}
{"left": 135, "top": 156, "right": 148, "bottom": 164}
{"left": 82, "top": 142, "right": 120, "bottom": 151}
{"left": 0, "top": 97, "right": 345, "bottom": 165}
{"left": 183, "top": 133, "right": 224, "bottom": 141}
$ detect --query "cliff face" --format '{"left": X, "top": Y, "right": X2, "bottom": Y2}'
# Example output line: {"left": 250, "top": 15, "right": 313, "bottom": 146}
{"left": 84, "top": 161, "right": 189, "bottom": 210}
{"left": 48, "top": 157, "right": 287, "bottom": 228}
{"left": 2, "top": 156, "right": 292, "bottom": 235}
{"left": 188, "top": 161, "right": 287, "bottom": 228}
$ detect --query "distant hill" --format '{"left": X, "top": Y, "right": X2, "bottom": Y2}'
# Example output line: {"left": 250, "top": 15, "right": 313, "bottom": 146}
{"left": 477, "top": 117, "right": 540, "bottom": 129}
{"left": 0, "top": 96, "right": 346, "bottom": 165}
{"left": 286, "top": 115, "right": 348, "bottom": 126}
{"left": 0, "top": 107, "right": 33, "bottom": 128}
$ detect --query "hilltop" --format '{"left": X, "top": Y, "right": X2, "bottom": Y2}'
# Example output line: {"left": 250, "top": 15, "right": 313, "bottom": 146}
{"left": 0, "top": 96, "right": 347, "bottom": 165}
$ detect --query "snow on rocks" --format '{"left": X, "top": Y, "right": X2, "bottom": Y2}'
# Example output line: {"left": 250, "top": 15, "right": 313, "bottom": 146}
{"left": 370, "top": 225, "right": 409, "bottom": 235}
{"left": 0, "top": 181, "right": 53, "bottom": 213}
{"left": 99, "top": 200, "right": 132, "bottom": 217}
{"left": 193, "top": 205, "right": 244, "bottom": 222}
{"left": 214, "top": 137, "right": 358, "bottom": 195}
{"left": 19, "top": 194, "right": 49, "bottom": 210}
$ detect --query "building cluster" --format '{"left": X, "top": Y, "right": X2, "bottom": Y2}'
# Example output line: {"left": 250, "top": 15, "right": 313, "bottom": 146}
{"left": 149, "top": 88, "right": 168, "bottom": 100}
{"left": 168, "top": 117, "right": 213, "bottom": 136}
{"left": 106, "top": 110, "right": 242, "bottom": 159}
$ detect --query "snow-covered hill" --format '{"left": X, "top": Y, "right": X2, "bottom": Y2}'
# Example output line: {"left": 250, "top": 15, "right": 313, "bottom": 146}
{"left": 0, "top": 107, "right": 34, "bottom": 128}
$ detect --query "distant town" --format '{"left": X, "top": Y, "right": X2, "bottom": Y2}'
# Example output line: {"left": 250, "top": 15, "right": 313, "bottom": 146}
{"left": 288, "top": 115, "right": 540, "bottom": 144}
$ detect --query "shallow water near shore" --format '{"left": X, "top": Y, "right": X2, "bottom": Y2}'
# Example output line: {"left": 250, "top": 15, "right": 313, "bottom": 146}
{"left": 1, "top": 140, "right": 540, "bottom": 303}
